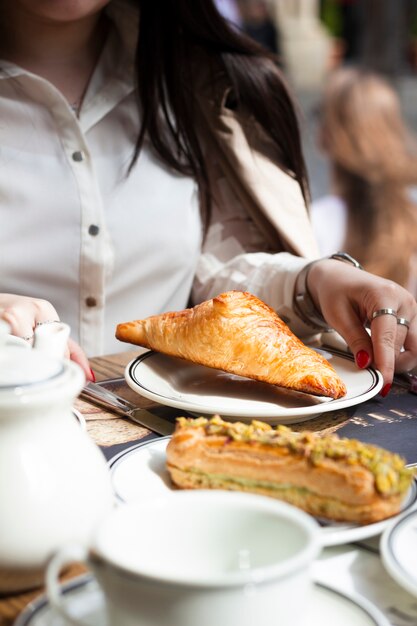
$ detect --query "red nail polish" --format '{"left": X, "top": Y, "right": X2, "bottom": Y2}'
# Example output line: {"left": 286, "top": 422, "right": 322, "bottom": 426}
{"left": 356, "top": 350, "right": 370, "bottom": 369}
{"left": 89, "top": 368, "right": 96, "bottom": 382}
{"left": 380, "top": 383, "right": 391, "bottom": 398}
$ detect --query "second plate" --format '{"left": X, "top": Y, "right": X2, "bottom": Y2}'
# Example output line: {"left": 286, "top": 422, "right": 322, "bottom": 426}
{"left": 108, "top": 437, "right": 417, "bottom": 548}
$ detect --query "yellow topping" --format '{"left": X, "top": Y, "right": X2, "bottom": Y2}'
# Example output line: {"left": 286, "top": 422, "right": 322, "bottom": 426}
{"left": 176, "top": 416, "right": 415, "bottom": 497}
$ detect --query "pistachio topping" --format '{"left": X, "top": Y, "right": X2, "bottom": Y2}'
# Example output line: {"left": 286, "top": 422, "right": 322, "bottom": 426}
{"left": 176, "top": 416, "right": 415, "bottom": 497}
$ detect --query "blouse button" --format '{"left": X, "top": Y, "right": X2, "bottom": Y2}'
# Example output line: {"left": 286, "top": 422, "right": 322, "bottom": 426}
{"left": 85, "top": 297, "right": 97, "bottom": 308}
{"left": 72, "top": 150, "right": 84, "bottom": 162}
{"left": 88, "top": 224, "right": 100, "bottom": 236}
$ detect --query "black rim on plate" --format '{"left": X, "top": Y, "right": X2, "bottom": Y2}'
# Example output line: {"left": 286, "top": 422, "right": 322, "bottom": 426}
{"left": 127, "top": 350, "right": 380, "bottom": 410}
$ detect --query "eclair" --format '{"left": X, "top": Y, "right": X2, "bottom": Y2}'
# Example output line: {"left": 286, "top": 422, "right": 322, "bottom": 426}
{"left": 166, "top": 416, "right": 414, "bottom": 524}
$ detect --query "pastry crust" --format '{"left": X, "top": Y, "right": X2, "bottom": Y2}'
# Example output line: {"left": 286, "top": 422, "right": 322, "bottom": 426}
{"left": 166, "top": 416, "right": 414, "bottom": 524}
{"left": 116, "top": 290, "right": 346, "bottom": 399}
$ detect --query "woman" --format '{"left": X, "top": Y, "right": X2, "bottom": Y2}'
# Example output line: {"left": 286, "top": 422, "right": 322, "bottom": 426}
{"left": 0, "top": 0, "right": 415, "bottom": 394}
{"left": 312, "top": 67, "right": 417, "bottom": 296}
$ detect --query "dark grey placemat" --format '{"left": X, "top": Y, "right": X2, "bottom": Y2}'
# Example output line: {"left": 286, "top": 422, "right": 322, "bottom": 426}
{"left": 335, "top": 389, "right": 417, "bottom": 463}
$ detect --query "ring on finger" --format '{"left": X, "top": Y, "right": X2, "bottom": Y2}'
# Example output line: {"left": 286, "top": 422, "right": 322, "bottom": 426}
{"left": 20, "top": 335, "right": 34, "bottom": 342}
{"left": 397, "top": 317, "right": 410, "bottom": 329}
{"left": 371, "top": 308, "right": 397, "bottom": 321}
{"left": 35, "top": 320, "right": 60, "bottom": 326}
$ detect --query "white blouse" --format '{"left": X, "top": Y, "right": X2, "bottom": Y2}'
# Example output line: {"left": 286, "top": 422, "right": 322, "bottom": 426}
{"left": 0, "top": 1, "right": 312, "bottom": 356}
{"left": 310, "top": 195, "right": 347, "bottom": 257}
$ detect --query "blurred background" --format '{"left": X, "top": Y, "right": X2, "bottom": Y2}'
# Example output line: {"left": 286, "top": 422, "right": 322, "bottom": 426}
{"left": 215, "top": 0, "right": 417, "bottom": 200}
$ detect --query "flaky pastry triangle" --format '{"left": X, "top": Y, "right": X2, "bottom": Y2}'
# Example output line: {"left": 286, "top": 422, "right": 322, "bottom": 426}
{"left": 116, "top": 291, "right": 346, "bottom": 399}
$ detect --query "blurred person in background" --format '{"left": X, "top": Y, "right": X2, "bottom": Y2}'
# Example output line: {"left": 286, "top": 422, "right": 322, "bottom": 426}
{"left": 215, "top": 0, "right": 281, "bottom": 56}
{"left": 311, "top": 67, "right": 417, "bottom": 297}
{"left": 238, "top": 0, "right": 281, "bottom": 55}
{"left": 324, "top": 0, "right": 417, "bottom": 76}
{"left": 359, "top": 0, "right": 415, "bottom": 77}
{"left": 338, "top": 0, "right": 361, "bottom": 63}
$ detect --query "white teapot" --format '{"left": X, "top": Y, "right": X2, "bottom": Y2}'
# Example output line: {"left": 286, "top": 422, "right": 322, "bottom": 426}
{"left": 0, "top": 321, "right": 114, "bottom": 593}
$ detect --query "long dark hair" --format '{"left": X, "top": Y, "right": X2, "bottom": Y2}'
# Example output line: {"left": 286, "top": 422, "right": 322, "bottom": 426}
{"left": 132, "top": 0, "right": 309, "bottom": 223}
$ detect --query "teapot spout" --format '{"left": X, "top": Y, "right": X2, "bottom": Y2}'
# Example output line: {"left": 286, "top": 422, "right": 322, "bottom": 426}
{"left": 33, "top": 322, "right": 70, "bottom": 360}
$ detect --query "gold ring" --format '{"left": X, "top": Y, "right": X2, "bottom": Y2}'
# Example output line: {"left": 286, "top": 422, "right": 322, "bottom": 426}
{"left": 397, "top": 317, "right": 410, "bottom": 329}
{"left": 371, "top": 308, "right": 397, "bottom": 321}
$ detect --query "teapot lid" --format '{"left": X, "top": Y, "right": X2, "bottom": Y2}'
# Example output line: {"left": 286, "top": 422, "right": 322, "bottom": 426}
{"left": 0, "top": 320, "right": 64, "bottom": 388}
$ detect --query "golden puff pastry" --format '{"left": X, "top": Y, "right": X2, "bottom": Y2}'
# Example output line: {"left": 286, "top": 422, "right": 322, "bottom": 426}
{"left": 116, "top": 290, "right": 346, "bottom": 399}
{"left": 166, "top": 416, "right": 415, "bottom": 524}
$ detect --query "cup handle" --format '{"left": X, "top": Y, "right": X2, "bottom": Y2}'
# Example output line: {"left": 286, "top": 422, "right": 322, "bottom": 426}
{"left": 46, "top": 545, "right": 91, "bottom": 626}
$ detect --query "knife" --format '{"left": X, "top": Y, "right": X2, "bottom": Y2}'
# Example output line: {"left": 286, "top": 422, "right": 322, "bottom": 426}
{"left": 80, "top": 381, "right": 175, "bottom": 436}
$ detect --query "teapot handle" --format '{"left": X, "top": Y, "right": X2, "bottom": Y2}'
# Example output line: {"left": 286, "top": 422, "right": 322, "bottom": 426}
{"left": 46, "top": 545, "right": 92, "bottom": 626}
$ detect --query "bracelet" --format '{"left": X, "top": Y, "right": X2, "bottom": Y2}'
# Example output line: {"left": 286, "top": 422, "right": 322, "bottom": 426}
{"left": 293, "top": 251, "right": 363, "bottom": 331}
{"left": 328, "top": 251, "right": 363, "bottom": 270}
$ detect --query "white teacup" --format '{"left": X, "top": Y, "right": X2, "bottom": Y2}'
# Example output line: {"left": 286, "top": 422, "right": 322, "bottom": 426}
{"left": 46, "top": 491, "right": 321, "bottom": 626}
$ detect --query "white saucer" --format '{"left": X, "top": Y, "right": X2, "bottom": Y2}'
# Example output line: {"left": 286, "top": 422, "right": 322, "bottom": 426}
{"left": 14, "top": 575, "right": 389, "bottom": 626}
{"left": 381, "top": 508, "right": 417, "bottom": 597}
{"left": 108, "top": 437, "right": 417, "bottom": 548}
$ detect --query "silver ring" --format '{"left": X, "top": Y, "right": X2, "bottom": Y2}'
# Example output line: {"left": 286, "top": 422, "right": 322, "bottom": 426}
{"left": 371, "top": 308, "right": 397, "bottom": 321}
{"left": 35, "top": 320, "right": 60, "bottom": 326}
{"left": 20, "top": 334, "right": 34, "bottom": 341}
{"left": 397, "top": 317, "right": 410, "bottom": 329}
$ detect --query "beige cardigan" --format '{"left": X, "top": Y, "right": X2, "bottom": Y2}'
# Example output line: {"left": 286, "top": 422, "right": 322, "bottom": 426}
{"left": 194, "top": 66, "right": 320, "bottom": 261}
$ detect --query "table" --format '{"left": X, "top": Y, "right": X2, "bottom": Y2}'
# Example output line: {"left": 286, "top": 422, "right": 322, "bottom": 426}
{"left": 1, "top": 350, "right": 417, "bottom": 626}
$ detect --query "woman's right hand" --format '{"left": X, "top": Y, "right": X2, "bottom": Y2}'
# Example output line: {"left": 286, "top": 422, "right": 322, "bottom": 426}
{"left": 0, "top": 294, "right": 93, "bottom": 381}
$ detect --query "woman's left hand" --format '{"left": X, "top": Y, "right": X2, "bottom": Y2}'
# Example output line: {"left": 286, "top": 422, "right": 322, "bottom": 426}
{"left": 307, "top": 259, "right": 417, "bottom": 392}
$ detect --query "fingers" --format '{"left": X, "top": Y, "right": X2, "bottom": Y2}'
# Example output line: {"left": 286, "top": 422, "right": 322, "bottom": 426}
{"left": 323, "top": 298, "right": 375, "bottom": 372}
{"left": 367, "top": 286, "right": 416, "bottom": 384}
{"left": 0, "top": 294, "right": 94, "bottom": 382}
{"left": 396, "top": 314, "right": 417, "bottom": 372}
{"left": 328, "top": 305, "right": 398, "bottom": 392}
{"left": 395, "top": 318, "right": 409, "bottom": 360}
{"left": 1, "top": 296, "right": 60, "bottom": 342}
{"left": 343, "top": 303, "right": 414, "bottom": 388}
{"left": 306, "top": 260, "right": 417, "bottom": 391}
{"left": 3, "top": 306, "right": 37, "bottom": 342}
{"left": 368, "top": 312, "right": 398, "bottom": 393}
{"left": 68, "top": 338, "right": 94, "bottom": 382}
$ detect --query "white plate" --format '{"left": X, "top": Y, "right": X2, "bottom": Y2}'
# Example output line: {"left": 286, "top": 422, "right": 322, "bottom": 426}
{"left": 125, "top": 349, "right": 383, "bottom": 424}
{"left": 108, "top": 438, "right": 417, "bottom": 548}
{"left": 381, "top": 509, "right": 417, "bottom": 597}
{"left": 13, "top": 574, "right": 389, "bottom": 626}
